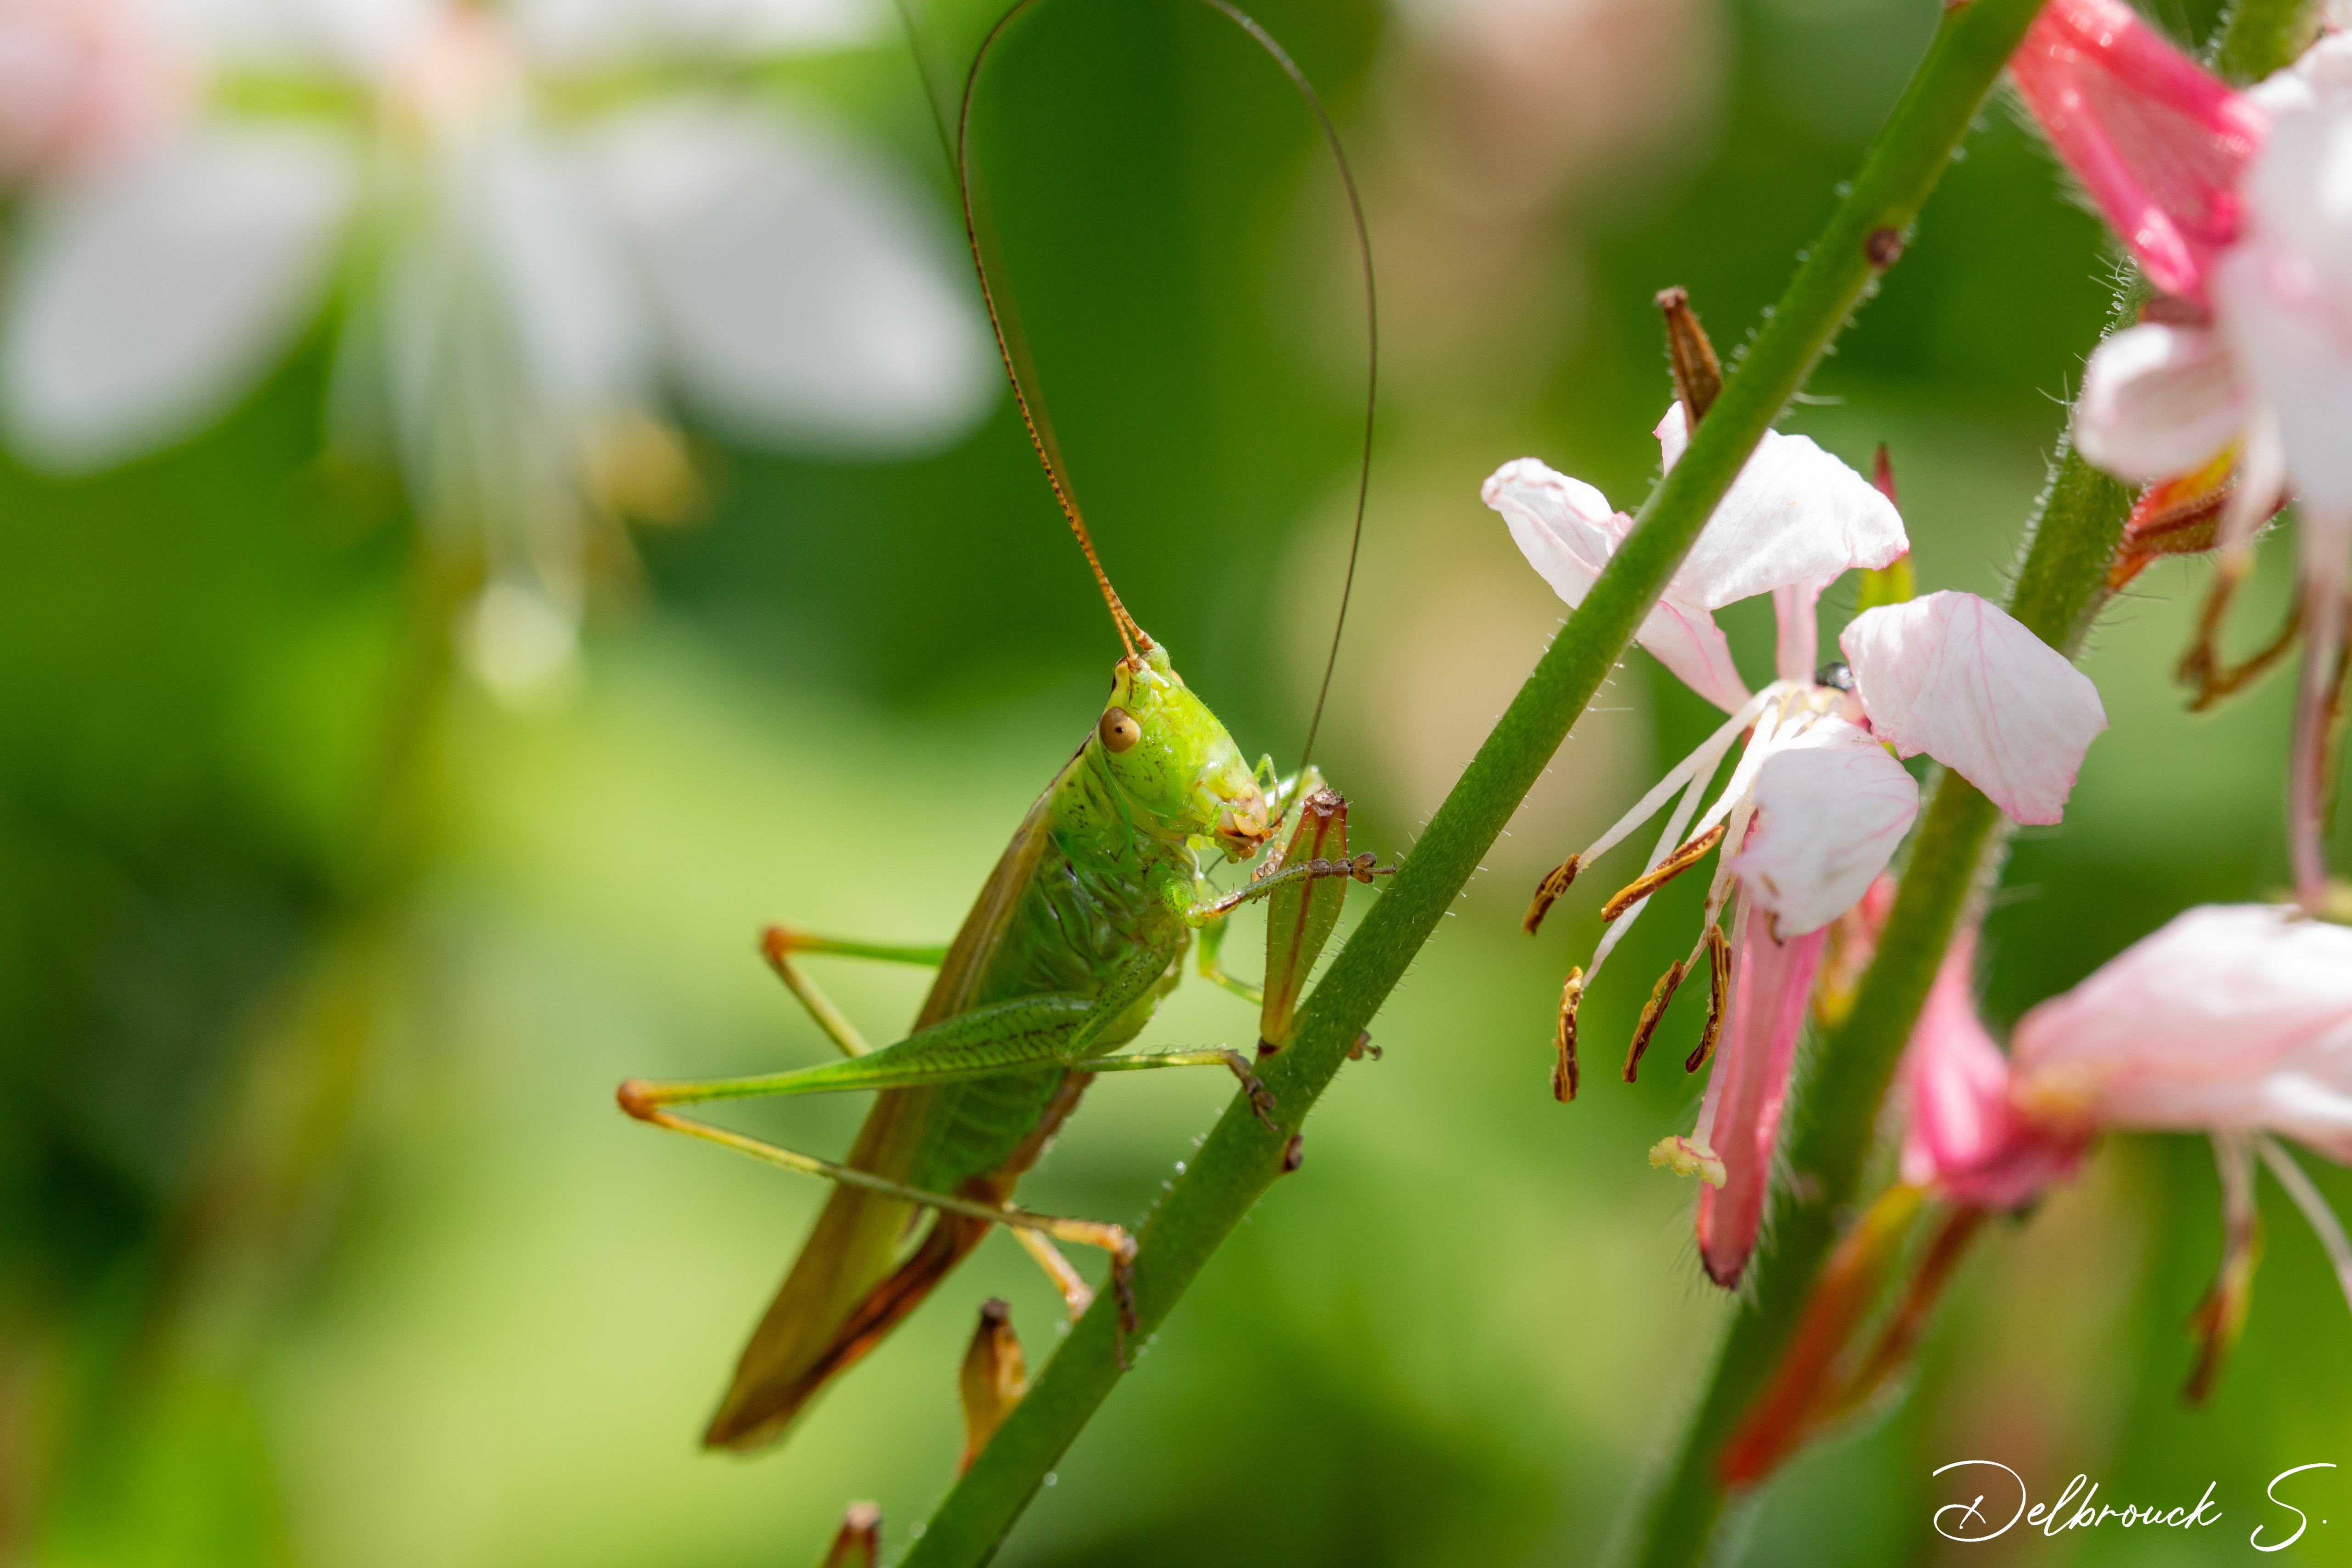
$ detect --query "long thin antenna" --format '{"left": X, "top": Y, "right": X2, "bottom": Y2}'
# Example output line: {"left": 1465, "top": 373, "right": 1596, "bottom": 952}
{"left": 957, "top": 0, "right": 1147, "bottom": 662}
{"left": 948, "top": 0, "right": 1379, "bottom": 729}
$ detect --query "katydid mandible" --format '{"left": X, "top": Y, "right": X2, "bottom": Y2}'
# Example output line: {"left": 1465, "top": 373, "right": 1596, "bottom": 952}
{"left": 615, "top": 0, "right": 1385, "bottom": 1453}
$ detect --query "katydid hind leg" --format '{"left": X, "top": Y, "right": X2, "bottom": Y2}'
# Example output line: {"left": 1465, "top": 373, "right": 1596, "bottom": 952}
{"left": 757, "top": 925, "right": 951, "bottom": 1059}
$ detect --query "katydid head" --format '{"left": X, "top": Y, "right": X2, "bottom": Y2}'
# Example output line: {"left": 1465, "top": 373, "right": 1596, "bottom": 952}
{"left": 1095, "top": 645, "right": 1271, "bottom": 861}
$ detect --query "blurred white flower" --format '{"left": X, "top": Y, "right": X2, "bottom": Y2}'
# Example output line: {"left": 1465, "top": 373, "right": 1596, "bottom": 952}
{"left": 0, "top": 0, "right": 187, "bottom": 182}
{"left": 0, "top": 0, "right": 999, "bottom": 700}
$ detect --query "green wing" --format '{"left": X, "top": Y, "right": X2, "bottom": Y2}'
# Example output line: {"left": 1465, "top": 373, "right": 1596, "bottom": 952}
{"left": 701, "top": 780, "right": 1058, "bottom": 1450}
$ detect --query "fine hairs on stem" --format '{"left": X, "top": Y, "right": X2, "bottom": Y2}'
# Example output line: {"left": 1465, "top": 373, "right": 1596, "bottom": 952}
{"left": 1617, "top": 0, "right": 2324, "bottom": 1562}
{"left": 902, "top": 2, "right": 2052, "bottom": 1562}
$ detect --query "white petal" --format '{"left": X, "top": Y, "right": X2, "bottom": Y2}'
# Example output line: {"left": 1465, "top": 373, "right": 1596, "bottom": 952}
{"left": 512, "top": 0, "right": 881, "bottom": 65}
{"left": 1840, "top": 591, "right": 2108, "bottom": 825}
{"left": 588, "top": 101, "right": 996, "bottom": 456}
{"left": 154, "top": 0, "right": 435, "bottom": 75}
{"left": 2012, "top": 905, "right": 2352, "bottom": 1160}
{"left": 2251, "top": 31, "right": 2352, "bottom": 115}
{"left": 1729, "top": 717, "right": 1918, "bottom": 937}
{"left": 2071, "top": 321, "right": 2248, "bottom": 482}
{"left": 1480, "top": 455, "right": 1622, "bottom": 607}
{"left": 2218, "top": 178, "right": 2352, "bottom": 515}
{"left": 1654, "top": 401, "right": 1910, "bottom": 609}
{"left": 474, "top": 127, "right": 653, "bottom": 412}
{"left": 1483, "top": 452, "right": 1749, "bottom": 709}
{"left": 1, "top": 125, "right": 354, "bottom": 470}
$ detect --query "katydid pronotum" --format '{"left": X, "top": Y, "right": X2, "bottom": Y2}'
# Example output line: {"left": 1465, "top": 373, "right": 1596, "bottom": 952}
{"left": 616, "top": 0, "right": 1385, "bottom": 1454}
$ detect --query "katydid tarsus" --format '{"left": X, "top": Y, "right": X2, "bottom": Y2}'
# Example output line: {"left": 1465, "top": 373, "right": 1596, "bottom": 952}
{"left": 615, "top": 0, "right": 1385, "bottom": 1454}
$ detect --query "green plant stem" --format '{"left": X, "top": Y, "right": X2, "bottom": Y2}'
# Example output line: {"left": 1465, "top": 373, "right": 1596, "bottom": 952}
{"left": 1620, "top": 3, "right": 2321, "bottom": 1562}
{"left": 900, "top": 4, "right": 2043, "bottom": 1561}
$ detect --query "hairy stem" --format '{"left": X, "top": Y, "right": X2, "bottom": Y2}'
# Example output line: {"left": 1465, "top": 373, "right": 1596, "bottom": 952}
{"left": 1619, "top": 1, "right": 2321, "bottom": 1562}
{"left": 901, "top": 3, "right": 2045, "bottom": 1561}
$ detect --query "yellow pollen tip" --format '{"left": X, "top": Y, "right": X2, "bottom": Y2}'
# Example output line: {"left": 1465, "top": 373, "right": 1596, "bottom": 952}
{"left": 1649, "top": 1135, "right": 1727, "bottom": 1188}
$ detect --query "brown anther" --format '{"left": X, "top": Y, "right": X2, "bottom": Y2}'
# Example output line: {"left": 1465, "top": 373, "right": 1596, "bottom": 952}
{"left": 1350, "top": 852, "right": 1379, "bottom": 882}
{"left": 1523, "top": 855, "right": 1581, "bottom": 935}
{"left": 1552, "top": 968, "right": 1584, "bottom": 1102}
{"left": 819, "top": 1502, "right": 882, "bottom": 1568}
{"left": 1656, "top": 286, "right": 1724, "bottom": 422}
{"left": 1348, "top": 1030, "right": 1381, "bottom": 1061}
{"left": 615, "top": 1079, "right": 662, "bottom": 1122}
{"left": 1865, "top": 226, "right": 1904, "bottom": 268}
{"left": 1687, "top": 923, "right": 1733, "bottom": 1073}
{"left": 1282, "top": 1132, "right": 1306, "bottom": 1172}
{"left": 958, "top": 1299, "right": 1029, "bottom": 1473}
{"left": 1623, "top": 960, "right": 1687, "bottom": 1083}
{"left": 1600, "top": 824, "right": 1728, "bottom": 922}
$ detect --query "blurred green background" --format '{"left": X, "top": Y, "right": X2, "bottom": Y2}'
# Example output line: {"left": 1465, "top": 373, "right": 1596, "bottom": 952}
{"left": 6, "top": 0, "right": 2350, "bottom": 1564}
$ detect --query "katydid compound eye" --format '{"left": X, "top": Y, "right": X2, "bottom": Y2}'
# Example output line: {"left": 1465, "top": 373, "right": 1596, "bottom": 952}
{"left": 1100, "top": 708, "right": 1142, "bottom": 752}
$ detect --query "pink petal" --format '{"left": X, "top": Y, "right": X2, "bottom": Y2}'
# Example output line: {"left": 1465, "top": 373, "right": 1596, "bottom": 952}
{"left": 1899, "top": 935, "right": 2082, "bottom": 1208}
{"left": 1772, "top": 580, "right": 1821, "bottom": 685}
{"left": 2073, "top": 321, "right": 2248, "bottom": 482}
{"left": 1482, "top": 454, "right": 1751, "bottom": 711}
{"left": 2011, "top": 905, "right": 2352, "bottom": 1160}
{"left": 1839, "top": 591, "right": 2109, "bottom": 826}
{"left": 1696, "top": 907, "right": 1829, "bottom": 1288}
{"left": 1634, "top": 596, "right": 1750, "bottom": 713}
{"left": 1654, "top": 402, "right": 1910, "bottom": 610}
{"left": 1729, "top": 717, "right": 1918, "bottom": 939}
{"left": 2009, "top": 0, "right": 2267, "bottom": 303}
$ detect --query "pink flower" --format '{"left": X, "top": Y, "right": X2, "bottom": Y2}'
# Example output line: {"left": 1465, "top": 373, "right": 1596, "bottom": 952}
{"left": 1900, "top": 905, "right": 2352, "bottom": 1391}
{"left": 1489, "top": 423, "right": 2107, "bottom": 1287}
{"left": 2011, "top": 904, "right": 2352, "bottom": 1157}
{"left": 2009, "top": 6, "right": 2352, "bottom": 907}
{"left": 1897, "top": 935, "right": 2085, "bottom": 1209}
{"left": 2008, "top": 0, "right": 2265, "bottom": 305}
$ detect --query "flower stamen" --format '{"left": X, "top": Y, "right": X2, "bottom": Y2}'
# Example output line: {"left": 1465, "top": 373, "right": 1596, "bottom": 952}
{"left": 1521, "top": 855, "right": 1580, "bottom": 935}
{"left": 1600, "top": 823, "right": 1728, "bottom": 922}
{"left": 1551, "top": 968, "right": 1584, "bottom": 1103}
{"left": 1688, "top": 922, "right": 1733, "bottom": 1074}
{"left": 1623, "top": 960, "right": 1687, "bottom": 1083}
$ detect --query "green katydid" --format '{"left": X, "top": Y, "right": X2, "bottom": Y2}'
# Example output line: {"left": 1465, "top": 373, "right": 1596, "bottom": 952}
{"left": 615, "top": 0, "right": 1385, "bottom": 1453}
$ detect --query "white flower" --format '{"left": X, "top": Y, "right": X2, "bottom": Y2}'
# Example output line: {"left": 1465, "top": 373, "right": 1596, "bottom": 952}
{"left": 0, "top": 0, "right": 999, "bottom": 699}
